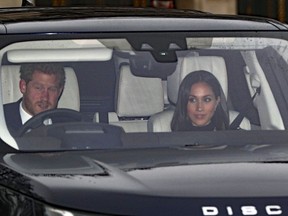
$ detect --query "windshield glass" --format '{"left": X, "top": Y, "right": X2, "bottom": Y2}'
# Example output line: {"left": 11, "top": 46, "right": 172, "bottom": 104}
{"left": 1, "top": 36, "right": 288, "bottom": 151}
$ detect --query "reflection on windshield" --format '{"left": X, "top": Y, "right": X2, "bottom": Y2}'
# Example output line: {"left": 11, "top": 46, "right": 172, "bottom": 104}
{"left": 1, "top": 37, "right": 288, "bottom": 150}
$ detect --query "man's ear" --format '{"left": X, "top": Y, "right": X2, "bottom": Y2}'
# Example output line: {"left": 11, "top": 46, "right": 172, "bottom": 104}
{"left": 19, "top": 79, "right": 27, "bottom": 94}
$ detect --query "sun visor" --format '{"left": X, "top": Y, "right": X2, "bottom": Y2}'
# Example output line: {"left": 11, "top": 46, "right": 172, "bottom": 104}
{"left": 7, "top": 48, "right": 112, "bottom": 63}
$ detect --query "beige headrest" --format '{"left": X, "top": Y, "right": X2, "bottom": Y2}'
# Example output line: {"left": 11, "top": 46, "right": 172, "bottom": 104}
{"left": 167, "top": 56, "right": 228, "bottom": 104}
{"left": 115, "top": 65, "right": 164, "bottom": 117}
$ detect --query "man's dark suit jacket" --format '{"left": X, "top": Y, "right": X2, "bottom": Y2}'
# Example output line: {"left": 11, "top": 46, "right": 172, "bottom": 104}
{"left": 4, "top": 99, "right": 23, "bottom": 136}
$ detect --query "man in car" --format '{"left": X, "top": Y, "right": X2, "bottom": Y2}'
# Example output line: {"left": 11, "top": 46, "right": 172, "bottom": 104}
{"left": 4, "top": 63, "right": 65, "bottom": 135}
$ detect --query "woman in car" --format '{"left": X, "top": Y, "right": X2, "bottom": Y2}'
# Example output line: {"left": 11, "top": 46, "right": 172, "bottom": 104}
{"left": 171, "top": 70, "right": 229, "bottom": 131}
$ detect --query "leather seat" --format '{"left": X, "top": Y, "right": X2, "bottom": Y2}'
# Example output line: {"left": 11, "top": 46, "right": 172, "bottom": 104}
{"left": 148, "top": 55, "right": 251, "bottom": 132}
{"left": 108, "top": 64, "right": 164, "bottom": 132}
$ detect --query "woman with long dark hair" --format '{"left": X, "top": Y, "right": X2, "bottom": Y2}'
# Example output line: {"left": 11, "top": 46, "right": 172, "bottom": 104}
{"left": 171, "top": 70, "right": 229, "bottom": 131}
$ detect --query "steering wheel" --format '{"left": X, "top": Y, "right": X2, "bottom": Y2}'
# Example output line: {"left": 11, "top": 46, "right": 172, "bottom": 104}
{"left": 17, "top": 108, "right": 83, "bottom": 137}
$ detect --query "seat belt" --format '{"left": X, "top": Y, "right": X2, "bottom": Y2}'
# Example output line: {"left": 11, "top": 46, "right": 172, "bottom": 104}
{"left": 229, "top": 87, "right": 261, "bottom": 130}
{"left": 99, "top": 111, "right": 109, "bottom": 123}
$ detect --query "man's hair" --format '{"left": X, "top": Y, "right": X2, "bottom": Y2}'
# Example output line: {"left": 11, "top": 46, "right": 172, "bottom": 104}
{"left": 20, "top": 63, "right": 66, "bottom": 88}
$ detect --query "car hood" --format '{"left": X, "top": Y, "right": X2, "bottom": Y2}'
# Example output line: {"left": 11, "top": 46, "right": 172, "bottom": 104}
{"left": 2, "top": 144, "right": 288, "bottom": 215}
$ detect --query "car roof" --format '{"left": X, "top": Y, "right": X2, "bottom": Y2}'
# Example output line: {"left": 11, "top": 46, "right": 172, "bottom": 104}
{"left": 0, "top": 7, "right": 286, "bottom": 34}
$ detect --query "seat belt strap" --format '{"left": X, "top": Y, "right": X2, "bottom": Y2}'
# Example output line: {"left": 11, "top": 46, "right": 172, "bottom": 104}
{"left": 229, "top": 87, "right": 260, "bottom": 130}
{"left": 99, "top": 111, "right": 109, "bottom": 123}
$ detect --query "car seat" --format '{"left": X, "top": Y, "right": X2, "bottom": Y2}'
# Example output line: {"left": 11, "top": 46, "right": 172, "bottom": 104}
{"left": 148, "top": 55, "right": 251, "bottom": 132}
{"left": 107, "top": 64, "right": 164, "bottom": 132}
{"left": 242, "top": 49, "right": 285, "bottom": 129}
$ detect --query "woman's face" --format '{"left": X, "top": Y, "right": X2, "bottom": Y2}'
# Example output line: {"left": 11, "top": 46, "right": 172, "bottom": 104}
{"left": 186, "top": 81, "right": 220, "bottom": 127}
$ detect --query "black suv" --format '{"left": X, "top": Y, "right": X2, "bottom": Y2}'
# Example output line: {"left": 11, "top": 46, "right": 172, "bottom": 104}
{"left": 0, "top": 6, "right": 288, "bottom": 216}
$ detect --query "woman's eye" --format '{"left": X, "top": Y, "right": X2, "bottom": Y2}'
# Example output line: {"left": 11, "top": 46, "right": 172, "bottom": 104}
{"left": 188, "top": 97, "right": 197, "bottom": 103}
{"left": 204, "top": 97, "right": 212, "bottom": 102}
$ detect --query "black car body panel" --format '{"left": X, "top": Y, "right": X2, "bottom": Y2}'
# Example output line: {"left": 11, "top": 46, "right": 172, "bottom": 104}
{"left": 2, "top": 146, "right": 288, "bottom": 215}
{"left": 0, "top": 7, "right": 286, "bottom": 34}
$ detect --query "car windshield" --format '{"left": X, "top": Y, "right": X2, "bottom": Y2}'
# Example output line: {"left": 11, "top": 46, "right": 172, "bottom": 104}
{"left": 2, "top": 35, "right": 288, "bottom": 151}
